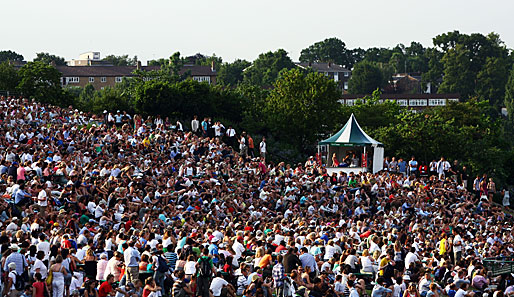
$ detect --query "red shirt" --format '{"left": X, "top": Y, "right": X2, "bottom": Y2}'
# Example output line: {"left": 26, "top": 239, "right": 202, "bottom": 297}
{"left": 32, "top": 281, "right": 45, "bottom": 297}
{"left": 98, "top": 281, "right": 113, "bottom": 297}
{"left": 275, "top": 245, "right": 287, "bottom": 253}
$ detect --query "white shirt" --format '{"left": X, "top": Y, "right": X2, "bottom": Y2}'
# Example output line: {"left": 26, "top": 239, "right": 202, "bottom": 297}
{"left": 405, "top": 252, "right": 418, "bottom": 270}
{"left": 453, "top": 235, "right": 463, "bottom": 252}
{"left": 455, "top": 288, "right": 466, "bottom": 297}
{"left": 38, "top": 190, "right": 48, "bottom": 206}
{"left": 260, "top": 141, "right": 266, "bottom": 153}
{"left": 210, "top": 277, "right": 229, "bottom": 297}
{"left": 32, "top": 259, "right": 48, "bottom": 279}
{"left": 232, "top": 241, "right": 245, "bottom": 261}
{"left": 37, "top": 241, "right": 51, "bottom": 261}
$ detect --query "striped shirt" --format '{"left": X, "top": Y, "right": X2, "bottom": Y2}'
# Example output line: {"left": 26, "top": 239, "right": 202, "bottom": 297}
{"left": 3, "top": 252, "right": 27, "bottom": 275}
{"left": 165, "top": 251, "right": 178, "bottom": 271}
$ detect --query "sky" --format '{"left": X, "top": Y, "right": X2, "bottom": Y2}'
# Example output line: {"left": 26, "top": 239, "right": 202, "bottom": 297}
{"left": 3, "top": 0, "right": 514, "bottom": 65}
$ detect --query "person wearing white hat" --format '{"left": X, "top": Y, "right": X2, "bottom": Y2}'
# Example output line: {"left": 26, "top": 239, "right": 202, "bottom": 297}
{"left": 4, "top": 262, "right": 18, "bottom": 297}
{"left": 3, "top": 243, "right": 27, "bottom": 276}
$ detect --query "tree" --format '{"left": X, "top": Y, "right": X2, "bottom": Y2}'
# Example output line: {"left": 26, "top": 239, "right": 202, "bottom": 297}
{"left": 348, "top": 61, "right": 383, "bottom": 94}
{"left": 17, "top": 61, "right": 63, "bottom": 105}
{"left": 102, "top": 54, "right": 137, "bottom": 66}
{"left": 265, "top": 68, "right": 341, "bottom": 149}
{"left": 299, "top": 37, "right": 354, "bottom": 68}
{"left": 422, "top": 48, "right": 444, "bottom": 92}
{"left": 0, "top": 62, "right": 19, "bottom": 91}
{"left": 33, "top": 52, "right": 66, "bottom": 65}
{"left": 505, "top": 64, "right": 514, "bottom": 120}
{"left": 0, "top": 50, "right": 23, "bottom": 62}
{"left": 243, "top": 49, "right": 295, "bottom": 87}
{"left": 438, "top": 44, "right": 475, "bottom": 98}
{"left": 475, "top": 56, "right": 509, "bottom": 109}
{"left": 217, "top": 59, "right": 251, "bottom": 86}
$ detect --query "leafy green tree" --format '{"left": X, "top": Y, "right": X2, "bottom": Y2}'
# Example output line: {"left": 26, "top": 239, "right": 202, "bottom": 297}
{"left": 438, "top": 44, "right": 474, "bottom": 98}
{"left": 17, "top": 61, "right": 63, "bottom": 105}
{"left": 102, "top": 54, "right": 137, "bottom": 66}
{"left": 0, "top": 62, "right": 19, "bottom": 91}
{"left": 243, "top": 49, "right": 295, "bottom": 87}
{"left": 422, "top": 48, "right": 444, "bottom": 92}
{"left": 505, "top": 64, "right": 514, "bottom": 120}
{"left": 299, "top": 37, "right": 354, "bottom": 68}
{"left": 0, "top": 50, "right": 23, "bottom": 62}
{"left": 265, "top": 68, "right": 340, "bottom": 148}
{"left": 475, "top": 56, "right": 509, "bottom": 109}
{"left": 147, "top": 58, "right": 169, "bottom": 66}
{"left": 348, "top": 61, "right": 383, "bottom": 94}
{"left": 34, "top": 52, "right": 66, "bottom": 65}
{"left": 363, "top": 47, "right": 393, "bottom": 63}
{"left": 389, "top": 52, "right": 406, "bottom": 73}
{"left": 217, "top": 59, "right": 251, "bottom": 86}
{"left": 190, "top": 53, "right": 223, "bottom": 70}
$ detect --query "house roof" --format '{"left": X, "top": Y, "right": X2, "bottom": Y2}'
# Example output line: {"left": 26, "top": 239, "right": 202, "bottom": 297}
{"left": 296, "top": 62, "right": 350, "bottom": 72}
{"left": 56, "top": 65, "right": 216, "bottom": 77}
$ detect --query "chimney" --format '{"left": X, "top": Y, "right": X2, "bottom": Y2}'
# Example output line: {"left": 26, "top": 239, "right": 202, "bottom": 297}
{"left": 211, "top": 60, "right": 215, "bottom": 72}
{"left": 136, "top": 60, "right": 141, "bottom": 70}
{"left": 308, "top": 62, "right": 311, "bottom": 67}
{"left": 328, "top": 62, "right": 331, "bottom": 68}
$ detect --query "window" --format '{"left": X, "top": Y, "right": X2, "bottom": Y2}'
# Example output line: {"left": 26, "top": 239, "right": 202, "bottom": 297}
{"left": 193, "top": 76, "right": 211, "bottom": 84}
{"left": 89, "top": 77, "right": 94, "bottom": 83}
{"left": 115, "top": 77, "right": 123, "bottom": 83}
{"left": 429, "top": 99, "right": 446, "bottom": 106}
{"left": 334, "top": 72, "right": 339, "bottom": 82}
{"left": 101, "top": 77, "right": 106, "bottom": 83}
{"left": 344, "top": 72, "right": 350, "bottom": 77}
{"left": 101, "top": 87, "right": 104, "bottom": 90}
{"left": 67, "top": 77, "right": 79, "bottom": 83}
{"left": 344, "top": 81, "right": 348, "bottom": 90}
{"left": 409, "top": 99, "right": 427, "bottom": 106}
{"left": 396, "top": 99, "right": 408, "bottom": 106}
{"left": 345, "top": 99, "right": 355, "bottom": 106}
{"left": 448, "top": 98, "right": 459, "bottom": 103}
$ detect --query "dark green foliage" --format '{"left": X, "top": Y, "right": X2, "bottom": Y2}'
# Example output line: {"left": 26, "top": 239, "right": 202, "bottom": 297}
{"left": 243, "top": 49, "right": 295, "bottom": 87}
{"left": 34, "top": 52, "right": 66, "bottom": 65}
{"left": 348, "top": 61, "right": 383, "bottom": 94}
{"left": 0, "top": 50, "right": 23, "bottom": 62}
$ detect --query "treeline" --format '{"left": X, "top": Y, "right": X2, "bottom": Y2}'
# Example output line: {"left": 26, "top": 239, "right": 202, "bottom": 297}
{"left": 1, "top": 31, "right": 514, "bottom": 185}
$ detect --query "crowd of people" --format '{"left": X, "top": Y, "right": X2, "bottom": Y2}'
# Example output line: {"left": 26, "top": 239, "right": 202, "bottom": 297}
{"left": 0, "top": 96, "right": 512, "bottom": 297}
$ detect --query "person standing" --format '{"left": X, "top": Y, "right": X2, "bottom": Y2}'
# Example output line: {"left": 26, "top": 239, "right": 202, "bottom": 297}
{"left": 408, "top": 156, "right": 418, "bottom": 177}
{"left": 452, "top": 228, "right": 463, "bottom": 265}
{"left": 248, "top": 134, "right": 255, "bottom": 158}
{"left": 191, "top": 116, "right": 199, "bottom": 134}
{"left": 259, "top": 137, "right": 267, "bottom": 160}
{"left": 226, "top": 126, "right": 236, "bottom": 148}
{"left": 503, "top": 189, "right": 510, "bottom": 209}
{"left": 272, "top": 254, "right": 285, "bottom": 297}
{"left": 50, "top": 255, "right": 68, "bottom": 297}
{"left": 196, "top": 248, "right": 215, "bottom": 297}
{"left": 124, "top": 240, "right": 141, "bottom": 286}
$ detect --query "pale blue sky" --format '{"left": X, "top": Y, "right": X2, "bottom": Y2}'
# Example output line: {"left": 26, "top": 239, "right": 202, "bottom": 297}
{"left": 3, "top": 0, "right": 513, "bottom": 65}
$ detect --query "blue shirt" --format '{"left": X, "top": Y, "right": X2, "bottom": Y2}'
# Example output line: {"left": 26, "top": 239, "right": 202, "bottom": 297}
{"left": 299, "top": 253, "right": 317, "bottom": 272}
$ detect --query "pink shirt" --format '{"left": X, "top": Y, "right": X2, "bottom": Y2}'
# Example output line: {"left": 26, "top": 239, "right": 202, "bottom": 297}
{"left": 17, "top": 166, "right": 26, "bottom": 181}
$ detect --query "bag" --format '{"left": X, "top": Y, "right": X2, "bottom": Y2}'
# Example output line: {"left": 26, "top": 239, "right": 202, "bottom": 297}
{"left": 14, "top": 272, "right": 24, "bottom": 291}
{"left": 157, "top": 256, "right": 170, "bottom": 273}
{"left": 199, "top": 257, "right": 211, "bottom": 277}
{"left": 46, "top": 269, "right": 53, "bottom": 286}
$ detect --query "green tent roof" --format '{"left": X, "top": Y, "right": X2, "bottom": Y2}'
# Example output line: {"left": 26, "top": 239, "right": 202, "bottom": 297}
{"left": 319, "top": 113, "right": 382, "bottom": 146}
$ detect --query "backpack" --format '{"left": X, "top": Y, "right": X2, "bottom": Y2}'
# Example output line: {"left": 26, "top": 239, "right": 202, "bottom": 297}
{"left": 157, "top": 256, "right": 170, "bottom": 273}
{"left": 14, "top": 272, "right": 24, "bottom": 291}
{"left": 199, "top": 257, "right": 211, "bottom": 277}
